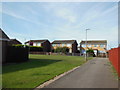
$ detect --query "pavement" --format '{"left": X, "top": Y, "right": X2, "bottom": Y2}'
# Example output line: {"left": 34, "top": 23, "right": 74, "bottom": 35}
{"left": 43, "top": 58, "right": 118, "bottom": 88}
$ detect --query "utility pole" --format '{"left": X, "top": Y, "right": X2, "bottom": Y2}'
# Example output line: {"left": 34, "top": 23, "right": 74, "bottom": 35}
{"left": 85, "top": 29, "right": 90, "bottom": 61}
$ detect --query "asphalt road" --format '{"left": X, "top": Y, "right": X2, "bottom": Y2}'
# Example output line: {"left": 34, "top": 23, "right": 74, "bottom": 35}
{"left": 44, "top": 58, "right": 118, "bottom": 88}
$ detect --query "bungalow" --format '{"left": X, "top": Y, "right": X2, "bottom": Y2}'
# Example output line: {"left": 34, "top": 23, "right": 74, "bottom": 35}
{"left": 80, "top": 40, "right": 107, "bottom": 56}
{"left": 25, "top": 39, "right": 51, "bottom": 52}
{"left": 52, "top": 40, "right": 78, "bottom": 53}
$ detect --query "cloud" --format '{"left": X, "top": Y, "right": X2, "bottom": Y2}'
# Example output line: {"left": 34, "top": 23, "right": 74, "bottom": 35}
{"left": 55, "top": 8, "right": 77, "bottom": 23}
{"left": 1, "top": 6, "right": 49, "bottom": 27}
{"left": 1, "top": 2, "right": 118, "bottom": 48}
{"left": 70, "top": 3, "right": 118, "bottom": 30}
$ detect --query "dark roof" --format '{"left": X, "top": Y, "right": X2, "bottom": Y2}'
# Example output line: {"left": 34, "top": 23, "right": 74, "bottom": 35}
{"left": 25, "top": 39, "right": 48, "bottom": 44}
{"left": 10, "top": 39, "right": 22, "bottom": 44}
{"left": 52, "top": 40, "right": 76, "bottom": 44}
{"left": 0, "top": 28, "right": 10, "bottom": 40}
{"left": 80, "top": 40, "right": 107, "bottom": 44}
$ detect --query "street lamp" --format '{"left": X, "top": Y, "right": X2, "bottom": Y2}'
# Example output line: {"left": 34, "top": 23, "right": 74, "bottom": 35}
{"left": 85, "top": 29, "right": 90, "bottom": 61}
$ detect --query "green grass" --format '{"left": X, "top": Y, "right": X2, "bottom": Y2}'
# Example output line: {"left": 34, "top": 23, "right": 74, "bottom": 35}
{"left": 108, "top": 62, "right": 118, "bottom": 80}
{"left": 2, "top": 54, "right": 93, "bottom": 88}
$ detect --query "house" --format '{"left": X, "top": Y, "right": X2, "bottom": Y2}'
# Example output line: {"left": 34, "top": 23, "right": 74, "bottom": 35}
{"left": 0, "top": 28, "right": 10, "bottom": 63}
{"left": 52, "top": 40, "right": 78, "bottom": 53}
{"left": 25, "top": 39, "right": 51, "bottom": 52}
{"left": 9, "top": 39, "right": 22, "bottom": 45}
{"left": 80, "top": 40, "right": 107, "bottom": 56}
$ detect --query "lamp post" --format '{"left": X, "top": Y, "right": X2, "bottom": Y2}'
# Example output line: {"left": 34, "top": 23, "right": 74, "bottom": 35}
{"left": 85, "top": 29, "right": 90, "bottom": 61}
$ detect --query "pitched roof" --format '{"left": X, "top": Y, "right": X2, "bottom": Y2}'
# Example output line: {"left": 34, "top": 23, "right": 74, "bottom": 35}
{"left": 80, "top": 40, "right": 107, "bottom": 44}
{"left": 52, "top": 40, "right": 76, "bottom": 44}
{"left": 25, "top": 39, "right": 48, "bottom": 44}
{"left": 10, "top": 39, "right": 22, "bottom": 44}
{"left": 0, "top": 28, "right": 10, "bottom": 41}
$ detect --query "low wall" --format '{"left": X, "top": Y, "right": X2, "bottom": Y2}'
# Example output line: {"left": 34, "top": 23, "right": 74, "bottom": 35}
{"left": 109, "top": 47, "right": 120, "bottom": 77}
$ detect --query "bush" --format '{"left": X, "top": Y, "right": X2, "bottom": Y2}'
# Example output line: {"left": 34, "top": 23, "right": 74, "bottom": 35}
{"left": 54, "top": 47, "right": 69, "bottom": 53}
{"left": 86, "top": 48, "right": 95, "bottom": 57}
{"left": 76, "top": 50, "right": 80, "bottom": 53}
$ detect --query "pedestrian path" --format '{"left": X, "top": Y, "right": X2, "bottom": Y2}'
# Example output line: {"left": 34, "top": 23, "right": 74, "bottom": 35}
{"left": 44, "top": 58, "right": 118, "bottom": 88}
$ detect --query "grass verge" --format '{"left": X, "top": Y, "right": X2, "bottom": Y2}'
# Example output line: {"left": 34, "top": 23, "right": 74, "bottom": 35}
{"left": 2, "top": 54, "right": 93, "bottom": 88}
{"left": 108, "top": 62, "right": 118, "bottom": 80}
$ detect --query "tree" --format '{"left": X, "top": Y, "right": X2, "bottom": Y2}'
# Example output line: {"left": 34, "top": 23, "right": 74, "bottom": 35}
{"left": 86, "top": 48, "right": 95, "bottom": 57}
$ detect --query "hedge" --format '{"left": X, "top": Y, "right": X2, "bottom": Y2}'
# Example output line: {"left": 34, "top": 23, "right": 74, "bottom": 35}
{"left": 6, "top": 46, "right": 29, "bottom": 63}
{"left": 12, "top": 44, "right": 43, "bottom": 52}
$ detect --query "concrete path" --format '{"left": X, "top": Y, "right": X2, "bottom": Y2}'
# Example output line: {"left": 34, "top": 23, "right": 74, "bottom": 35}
{"left": 44, "top": 58, "right": 118, "bottom": 88}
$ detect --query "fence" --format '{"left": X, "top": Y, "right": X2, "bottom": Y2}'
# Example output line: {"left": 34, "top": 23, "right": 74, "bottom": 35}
{"left": 6, "top": 46, "right": 29, "bottom": 63}
{"left": 109, "top": 47, "right": 120, "bottom": 77}
{"left": 29, "top": 52, "right": 82, "bottom": 56}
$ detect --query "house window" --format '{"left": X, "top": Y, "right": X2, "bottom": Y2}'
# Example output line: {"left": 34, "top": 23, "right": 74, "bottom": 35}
{"left": 52, "top": 44, "right": 56, "bottom": 47}
{"left": 82, "top": 44, "right": 86, "bottom": 47}
{"left": 33, "top": 43, "right": 36, "bottom": 46}
{"left": 37, "top": 43, "right": 41, "bottom": 46}
{"left": 57, "top": 44, "right": 60, "bottom": 46}
{"left": 94, "top": 45, "right": 97, "bottom": 47}
{"left": 67, "top": 44, "right": 71, "bottom": 47}
{"left": 87, "top": 44, "right": 91, "bottom": 47}
{"left": 62, "top": 44, "right": 65, "bottom": 47}
{"left": 100, "top": 45, "right": 104, "bottom": 47}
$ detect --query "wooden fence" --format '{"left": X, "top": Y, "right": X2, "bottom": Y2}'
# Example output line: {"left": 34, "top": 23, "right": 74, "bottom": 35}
{"left": 5, "top": 46, "right": 29, "bottom": 63}
{"left": 109, "top": 47, "right": 120, "bottom": 77}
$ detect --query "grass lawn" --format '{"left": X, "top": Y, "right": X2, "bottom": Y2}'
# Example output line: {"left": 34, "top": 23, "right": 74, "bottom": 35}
{"left": 2, "top": 54, "right": 93, "bottom": 88}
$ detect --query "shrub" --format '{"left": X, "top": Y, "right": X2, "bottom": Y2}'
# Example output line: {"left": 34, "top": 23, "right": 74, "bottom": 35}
{"left": 76, "top": 50, "right": 80, "bottom": 53}
{"left": 86, "top": 48, "right": 95, "bottom": 57}
{"left": 54, "top": 47, "right": 69, "bottom": 53}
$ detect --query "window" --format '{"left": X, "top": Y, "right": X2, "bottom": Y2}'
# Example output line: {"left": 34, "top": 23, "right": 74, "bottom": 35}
{"left": 94, "top": 45, "right": 97, "bottom": 47}
{"left": 82, "top": 44, "right": 86, "bottom": 47}
{"left": 87, "top": 44, "right": 91, "bottom": 47}
{"left": 33, "top": 43, "right": 36, "bottom": 46}
{"left": 100, "top": 45, "right": 104, "bottom": 47}
{"left": 67, "top": 44, "right": 71, "bottom": 47}
{"left": 57, "top": 44, "right": 60, "bottom": 46}
{"left": 37, "top": 43, "right": 41, "bottom": 46}
{"left": 62, "top": 44, "right": 65, "bottom": 47}
{"left": 52, "top": 44, "right": 56, "bottom": 47}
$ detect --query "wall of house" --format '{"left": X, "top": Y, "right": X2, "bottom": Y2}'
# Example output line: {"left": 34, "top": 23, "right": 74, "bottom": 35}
{"left": 42, "top": 40, "right": 51, "bottom": 52}
{"left": 80, "top": 43, "right": 107, "bottom": 53}
{"left": 109, "top": 47, "right": 120, "bottom": 77}
{"left": 52, "top": 43, "right": 73, "bottom": 53}
{"left": 72, "top": 42, "right": 78, "bottom": 53}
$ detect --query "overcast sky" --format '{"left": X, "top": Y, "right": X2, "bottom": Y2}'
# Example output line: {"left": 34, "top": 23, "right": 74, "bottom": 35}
{"left": 0, "top": 2, "right": 118, "bottom": 49}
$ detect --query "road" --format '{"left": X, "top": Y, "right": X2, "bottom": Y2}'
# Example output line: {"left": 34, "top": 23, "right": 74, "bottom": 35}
{"left": 44, "top": 58, "right": 118, "bottom": 88}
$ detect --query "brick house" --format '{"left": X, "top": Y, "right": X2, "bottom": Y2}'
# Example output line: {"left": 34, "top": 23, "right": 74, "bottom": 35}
{"left": 25, "top": 39, "right": 51, "bottom": 52}
{"left": 80, "top": 40, "right": 107, "bottom": 56}
{"left": 52, "top": 40, "right": 78, "bottom": 53}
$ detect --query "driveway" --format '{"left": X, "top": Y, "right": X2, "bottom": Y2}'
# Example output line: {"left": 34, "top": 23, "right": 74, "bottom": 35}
{"left": 43, "top": 58, "right": 118, "bottom": 88}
